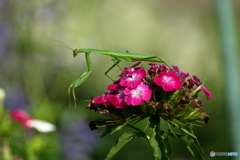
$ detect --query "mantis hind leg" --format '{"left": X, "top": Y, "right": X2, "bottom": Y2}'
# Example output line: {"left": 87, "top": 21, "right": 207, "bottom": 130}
{"left": 104, "top": 58, "right": 121, "bottom": 81}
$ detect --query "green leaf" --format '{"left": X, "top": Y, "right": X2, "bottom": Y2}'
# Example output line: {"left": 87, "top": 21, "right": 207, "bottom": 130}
{"left": 166, "top": 121, "right": 177, "bottom": 139}
{"left": 157, "top": 131, "right": 171, "bottom": 160}
{"left": 172, "top": 118, "right": 188, "bottom": 127}
{"left": 149, "top": 115, "right": 162, "bottom": 160}
{"left": 170, "top": 133, "right": 204, "bottom": 160}
{"left": 148, "top": 116, "right": 171, "bottom": 160}
{"left": 100, "top": 125, "right": 114, "bottom": 139}
{"left": 104, "top": 131, "right": 142, "bottom": 160}
{"left": 163, "top": 136, "right": 171, "bottom": 159}
{"left": 170, "top": 119, "right": 197, "bottom": 139}
{"left": 110, "top": 123, "right": 127, "bottom": 135}
{"left": 100, "top": 122, "right": 128, "bottom": 139}
{"left": 179, "top": 126, "right": 197, "bottom": 139}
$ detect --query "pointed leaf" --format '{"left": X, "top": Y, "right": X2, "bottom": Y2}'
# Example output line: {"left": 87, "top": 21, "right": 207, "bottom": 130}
{"left": 180, "top": 126, "right": 197, "bottom": 139}
{"left": 170, "top": 133, "right": 204, "bottom": 160}
{"left": 110, "top": 123, "right": 127, "bottom": 135}
{"left": 104, "top": 131, "right": 142, "bottom": 160}
{"left": 157, "top": 131, "right": 171, "bottom": 160}
{"left": 149, "top": 115, "right": 162, "bottom": 160}
{"left": 100, "top": 125, "right": 114, "bottom": 139}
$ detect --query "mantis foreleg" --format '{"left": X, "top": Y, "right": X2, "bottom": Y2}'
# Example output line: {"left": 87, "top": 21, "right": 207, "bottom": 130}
{"left": 68, "top": 52, "right": 92, "bottom": 107}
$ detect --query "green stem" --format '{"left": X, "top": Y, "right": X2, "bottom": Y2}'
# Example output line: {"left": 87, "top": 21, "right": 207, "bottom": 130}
{"left": 2, "top": 140, "right": 12, "bottom": 160}
{"left": 25, "top": 130, "right": 39, "bottom": 160}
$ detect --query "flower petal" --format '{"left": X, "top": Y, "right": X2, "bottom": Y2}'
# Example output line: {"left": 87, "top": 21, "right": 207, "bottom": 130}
{"left": 201, "top": 85, "right": 213, "bottom": 99}
{"left": 26, "top": 119, "right": 56, "bottom": 133}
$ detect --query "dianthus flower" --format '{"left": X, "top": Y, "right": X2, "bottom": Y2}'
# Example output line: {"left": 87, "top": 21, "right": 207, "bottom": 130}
{"left": 120, "top": 69, "right": 146, "bottom": 88}
{"left": 154, "top": 71, "right": 183, "bottom": 91}
{"left": 123, "top": 82, "right": 152, "bottom": 106}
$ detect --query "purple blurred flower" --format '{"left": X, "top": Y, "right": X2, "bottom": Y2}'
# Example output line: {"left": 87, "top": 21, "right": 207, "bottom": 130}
{"left": 59, "top": 119, "right": 99, "bottom": 160}
{"left": 0, "top": 23, "right": 12, "bottom": 59}
{"left": 4, "top": 85, "right": 29, "bottom": 110}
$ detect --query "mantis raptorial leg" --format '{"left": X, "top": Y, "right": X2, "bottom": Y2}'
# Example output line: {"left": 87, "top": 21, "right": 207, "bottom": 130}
{"left": 68, "top": 52, "right": 92, "bottom": 107}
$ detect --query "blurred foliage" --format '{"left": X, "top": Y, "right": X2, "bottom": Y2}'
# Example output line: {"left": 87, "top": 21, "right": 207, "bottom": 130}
{"left": 0, "top": 0, "right": 239, "bottom": 159}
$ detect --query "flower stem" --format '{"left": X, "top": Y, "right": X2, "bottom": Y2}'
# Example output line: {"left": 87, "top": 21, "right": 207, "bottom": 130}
{"left": 1, "top": 140, "right": 12, "bottom": 160}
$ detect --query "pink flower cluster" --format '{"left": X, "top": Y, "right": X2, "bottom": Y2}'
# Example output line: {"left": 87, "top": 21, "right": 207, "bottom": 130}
{"left": 87, "top": 62, "right": 213, "bottom": 111}
{"left": 89, "top": 62, "right": 209, "bottom": 110}
{"left": 93, "top": 64, "right": 153, "bottom": 108}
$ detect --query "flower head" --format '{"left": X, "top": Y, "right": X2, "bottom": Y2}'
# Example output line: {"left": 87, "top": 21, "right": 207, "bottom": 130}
{"left": 148, "top": 63, "right": 169, "bottom": 75}
{"left": 107, "top": 85, "right": 127, "bottom": 109}
{"left": 154, "top": 71, "right": 183, "bottom": 91}
{"left": 123, "top": 82, "right": 152, "bottom": 106}
{"left": 118, "top": 62, "right": 142, "bottom": 77}
{"left": 120, "top": 69, "right": 146, "bottom": 88}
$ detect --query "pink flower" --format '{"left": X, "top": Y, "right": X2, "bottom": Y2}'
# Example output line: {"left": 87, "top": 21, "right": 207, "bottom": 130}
{"left": 192, "top": 85, "right": 213, "bottom": 99}
{"left": 201, "top": 85, "right": 213, "bottom": 99}
{"left": 120, "top": 69, "right": 146, "bottom": 88}
{"left": 11, "top": 110, "right": 33, "bottom": 128}
{"left": 11, "top": 110, "right": 55, "bottom": 133}
{"left": 148, "top": 63, "right": 169, "bottom": 75}
{"left": 154, "top": 71, "right": 183, "bottom": 91}
{"left": 107, "top": 94, "right": 127, "bottom": 109}
{"left": 94, "top": 95, "right": 111, "bottom": 106}
{"left": 172, "top": 65, "right": 180, "bottom": 74}
{"left": 107, "top": 85, "right": 127, "bottom": 109}
{"left": 123, "top": 82, "right": 152, "bottom": 106}
{"left": 192, "top": 75, "right": 201, "bottom": 86}
{"left": 118, "top": 62, "right": 142, "bottom": 77}
{"left": 86, "top": 97, "right": 99, "bottom": 111}
{"left": 93, "top": 85, "right": 127, "bottom": 108}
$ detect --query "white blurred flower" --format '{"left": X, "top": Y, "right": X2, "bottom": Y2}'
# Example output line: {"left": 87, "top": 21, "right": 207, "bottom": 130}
{"left": 26, "top": 119, "right": 56, "bottom": 133}
{"left": 11, "top": 109, "right": 56, "bottom": 133}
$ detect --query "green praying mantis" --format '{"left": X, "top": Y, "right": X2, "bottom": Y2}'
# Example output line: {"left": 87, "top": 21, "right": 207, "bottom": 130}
{"left": 54, "top": 40, "right": 168, "bottom": 106}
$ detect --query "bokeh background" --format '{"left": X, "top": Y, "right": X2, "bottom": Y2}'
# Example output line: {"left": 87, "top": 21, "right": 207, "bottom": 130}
{"left": 1, "top": 0, "right": 239, "bottom": 159}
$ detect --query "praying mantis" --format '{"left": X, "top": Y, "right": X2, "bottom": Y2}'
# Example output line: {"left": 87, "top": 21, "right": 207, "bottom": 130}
{"left": 54, "top": 40, "right": 168, "bottom": 106}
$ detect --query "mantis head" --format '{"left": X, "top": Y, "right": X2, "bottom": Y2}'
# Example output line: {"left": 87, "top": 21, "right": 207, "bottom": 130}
{"left": 73, "top": 49, "right": 79, "bottom": 58}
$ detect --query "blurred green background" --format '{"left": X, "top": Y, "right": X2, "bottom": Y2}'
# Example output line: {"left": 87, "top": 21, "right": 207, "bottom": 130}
{"left": 1, "top": 0, "right": 239, "bottom": 159}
